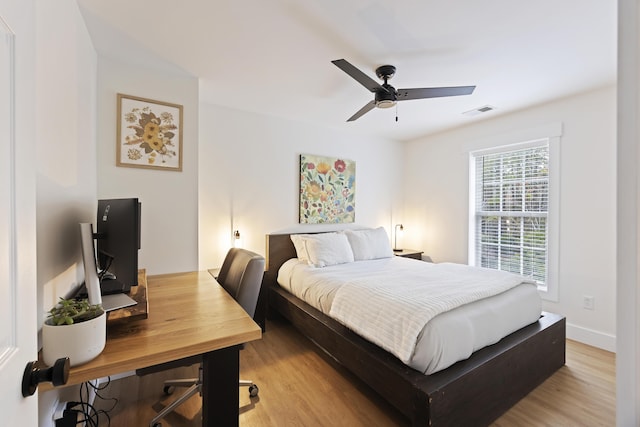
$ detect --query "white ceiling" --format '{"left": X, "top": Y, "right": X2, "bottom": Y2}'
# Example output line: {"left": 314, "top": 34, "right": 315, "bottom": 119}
{"left": 76, "top": 0, "right": 616, "bottom": 142}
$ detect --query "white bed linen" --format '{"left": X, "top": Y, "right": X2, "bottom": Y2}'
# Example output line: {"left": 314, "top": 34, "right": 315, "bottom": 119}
{"left": 277, "top": 257, "right": 542, "bottom": 374}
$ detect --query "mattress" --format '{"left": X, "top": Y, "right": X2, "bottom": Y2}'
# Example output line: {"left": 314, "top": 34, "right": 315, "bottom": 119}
{"left": 277, "top": 256, "right": 542, "bottom": 374}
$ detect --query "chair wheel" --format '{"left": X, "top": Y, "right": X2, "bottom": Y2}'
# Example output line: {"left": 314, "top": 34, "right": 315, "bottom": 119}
{"left": 163, "top": 385, "right": 175, "bottom": 395}
{"left": 152, "top": 423, "right": 162, "bottom": 427}
{"left": 249, "top": 384, "right": 259, "bottom": 397}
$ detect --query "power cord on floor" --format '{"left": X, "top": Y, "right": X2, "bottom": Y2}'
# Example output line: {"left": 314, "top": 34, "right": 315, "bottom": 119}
{"left": 63, "top": 377, "right": 118, "bottom": 427}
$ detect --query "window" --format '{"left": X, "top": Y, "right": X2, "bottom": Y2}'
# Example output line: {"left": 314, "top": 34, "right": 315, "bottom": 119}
{"left": 469, "top": 138, "right": 558, "bottom": 300}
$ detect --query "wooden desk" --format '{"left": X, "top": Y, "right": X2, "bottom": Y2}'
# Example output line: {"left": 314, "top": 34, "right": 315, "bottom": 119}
{"left": 42, "top": 270, "right": 262, "bottom": 427}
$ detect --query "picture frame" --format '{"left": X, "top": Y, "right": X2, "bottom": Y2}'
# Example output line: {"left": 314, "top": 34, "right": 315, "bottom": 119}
{"left": 116, "top": 93, "right": 183, "bottom": 171}
{"left": 299, "top": 154, "right": 356, "bottom": 224}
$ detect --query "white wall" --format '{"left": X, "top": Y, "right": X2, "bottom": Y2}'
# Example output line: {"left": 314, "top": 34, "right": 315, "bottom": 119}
{"left": 198, "top": 104, "right": 404, "bottom": 268}
{"left": 34, "top": 0, "right": 98, "bottom": 425}
{"left": 404, "top": 86, "right": 617, "bottom": 351}
{"left": 36, "top": 0, "right": 97, "bottom": 322}
{"left": 96, "top": 57, "right": 200, "bottom": 275}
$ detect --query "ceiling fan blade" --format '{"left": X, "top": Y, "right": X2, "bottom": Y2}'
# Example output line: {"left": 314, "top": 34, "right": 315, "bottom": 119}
{"left": 347, "top": 100, "right": 376, "bottom": 122}
{"left": 397, "top": 86, "right": 476, "bottom": 101}
{"left": 332, "top": 59, "right": 388, "bottom": 94}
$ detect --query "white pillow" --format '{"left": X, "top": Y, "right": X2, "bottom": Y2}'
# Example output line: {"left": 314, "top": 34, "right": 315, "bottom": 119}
{"left": 293, "top": 232, "right": 354, "bottom": 268}
{"left": 290, "top": 234, "right": 310, "bottom": 262}
{"left": 343, "top": 227, "right": 393, "bottom": 261}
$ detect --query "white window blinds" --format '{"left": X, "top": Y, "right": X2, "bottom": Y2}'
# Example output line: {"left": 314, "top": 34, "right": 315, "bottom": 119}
{"left": 473, "top": 143, "right": 549, "bottom": 285}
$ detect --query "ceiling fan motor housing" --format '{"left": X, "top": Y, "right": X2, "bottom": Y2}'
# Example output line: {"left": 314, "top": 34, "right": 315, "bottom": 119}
{"left": 375, "top": 65, "right": 397, "bottom": 108}
{"left": 375, "top": 85, "right": 397, "bottom": 108}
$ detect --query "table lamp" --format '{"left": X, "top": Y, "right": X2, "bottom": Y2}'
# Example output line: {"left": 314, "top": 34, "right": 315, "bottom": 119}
{"left": 394, "top": 224, "right": 404, "bottom": 251}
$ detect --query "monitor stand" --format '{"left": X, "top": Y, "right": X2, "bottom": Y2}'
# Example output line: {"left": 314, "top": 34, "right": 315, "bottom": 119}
{"left": 99, "top": 278, "right": 136, "bottom": 310}
{"left": 74, "top": 280, "right": 137, "bottom": 312}
{"left": 101, "top": 293, "right": 137, "bottom": 312}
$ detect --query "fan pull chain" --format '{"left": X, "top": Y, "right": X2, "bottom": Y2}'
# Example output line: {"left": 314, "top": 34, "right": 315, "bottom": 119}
{"left": 395, "top": 103, "right": 398, "bottom": 122}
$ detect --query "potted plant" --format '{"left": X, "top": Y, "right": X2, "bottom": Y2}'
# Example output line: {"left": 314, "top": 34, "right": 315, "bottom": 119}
{"left": 42, "top": 298, "right": 107, "bottom": 367}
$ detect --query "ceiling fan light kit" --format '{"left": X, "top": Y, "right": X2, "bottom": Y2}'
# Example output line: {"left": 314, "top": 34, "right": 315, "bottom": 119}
{"left": 332, "top": 59, "right": 476, "bottom": 121}
{"left": 376, "top": 99, "right": 396, "bottom": 108}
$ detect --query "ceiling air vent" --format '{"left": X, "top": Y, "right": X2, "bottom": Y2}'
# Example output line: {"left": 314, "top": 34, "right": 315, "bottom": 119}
{"left": 463, "top": 105, "right": 496, "bottom": 117}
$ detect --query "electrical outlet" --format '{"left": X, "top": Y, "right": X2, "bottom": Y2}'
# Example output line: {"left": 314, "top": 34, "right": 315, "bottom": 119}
{"left": 583, "top": 295, "right": 595, "bottom": 310}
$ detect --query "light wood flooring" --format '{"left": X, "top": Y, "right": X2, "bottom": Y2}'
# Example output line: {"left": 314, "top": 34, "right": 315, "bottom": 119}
{"left": 93, "top": 317, "right": 615, "bottom": 426}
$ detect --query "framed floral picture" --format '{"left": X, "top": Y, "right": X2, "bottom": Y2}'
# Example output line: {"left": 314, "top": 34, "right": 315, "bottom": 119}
{"left": 299, "top": 154, "right": 356, "bottom": 224}
{"left": 116, "top": 94, "right": 183, "bottom": 171}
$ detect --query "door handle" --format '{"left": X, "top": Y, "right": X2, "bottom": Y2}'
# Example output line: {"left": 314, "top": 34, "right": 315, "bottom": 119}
{"left": 21, "top": 357, "right": 70, "bottom": 397}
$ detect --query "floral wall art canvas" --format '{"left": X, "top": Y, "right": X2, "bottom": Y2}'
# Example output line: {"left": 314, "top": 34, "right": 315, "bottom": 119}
{"left": 299, "top": 154, "right": 356, "bottom": 224}
{"left": 116, "top": 94, "right": 183, "bottom": 171}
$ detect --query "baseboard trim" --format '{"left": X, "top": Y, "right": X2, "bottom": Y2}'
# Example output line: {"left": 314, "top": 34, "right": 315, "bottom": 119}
{"left": 566, "top": 322, "right": 616, "bottom": 353}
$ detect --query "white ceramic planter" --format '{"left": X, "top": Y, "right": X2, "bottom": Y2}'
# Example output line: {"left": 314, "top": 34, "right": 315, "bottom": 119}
{"left": 42, "top": 311, "right": 107, "bottom": 367}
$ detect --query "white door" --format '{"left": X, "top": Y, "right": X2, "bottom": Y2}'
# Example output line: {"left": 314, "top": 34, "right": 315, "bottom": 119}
{"left": 0, "top": 11, "right": 38, "bottom": 427}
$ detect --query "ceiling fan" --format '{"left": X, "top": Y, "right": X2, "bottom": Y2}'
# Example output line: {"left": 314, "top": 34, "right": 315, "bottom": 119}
{"left": 332, "top": 59, "right": 476, "bottom": 122}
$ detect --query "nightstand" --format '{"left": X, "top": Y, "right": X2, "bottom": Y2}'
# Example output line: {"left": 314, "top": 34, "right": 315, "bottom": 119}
{"left": 393, "top": 249, "right": 424, "bottom": 260}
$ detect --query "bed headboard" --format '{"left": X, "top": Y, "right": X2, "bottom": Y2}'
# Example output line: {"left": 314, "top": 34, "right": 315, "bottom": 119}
{"left": 265, "top": 233, "right": 297, "bottom": 274}
{"left": 264, "top": 233, "right": 296, "bottom": 290}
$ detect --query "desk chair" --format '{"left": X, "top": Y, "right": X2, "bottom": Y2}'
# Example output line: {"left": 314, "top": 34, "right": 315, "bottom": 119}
{"left": 149, "top": 248, "right": 265, "bottom": 427}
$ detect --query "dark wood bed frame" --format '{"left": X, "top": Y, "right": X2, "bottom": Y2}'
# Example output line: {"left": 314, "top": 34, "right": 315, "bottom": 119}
{"left": 264, "top": 232, "right": 566, "bottom": 427}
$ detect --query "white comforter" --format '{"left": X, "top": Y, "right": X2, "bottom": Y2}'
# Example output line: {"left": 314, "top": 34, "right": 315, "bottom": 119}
{"left": 278, "top": 257, "right": 542, "bottom": 374}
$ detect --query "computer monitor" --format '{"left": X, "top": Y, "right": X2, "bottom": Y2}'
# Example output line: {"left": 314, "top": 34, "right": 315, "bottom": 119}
{"left": 96, "top": 198, "right": 141, "bottom": 293}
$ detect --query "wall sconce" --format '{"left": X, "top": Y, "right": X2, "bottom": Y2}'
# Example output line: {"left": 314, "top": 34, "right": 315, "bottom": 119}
{"left": 394, "top": 224, "right": 404, "bottom": 252}
{"left": 233, "top": 230, "right": 242, "bottom": 248}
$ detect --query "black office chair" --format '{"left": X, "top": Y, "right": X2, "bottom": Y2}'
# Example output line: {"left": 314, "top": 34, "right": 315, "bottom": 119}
{"left": 149, "top": 248, "right": 265, "bottom": 427}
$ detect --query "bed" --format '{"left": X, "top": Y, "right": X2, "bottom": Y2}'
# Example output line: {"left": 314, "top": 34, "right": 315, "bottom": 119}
{"left": 264, "top": 230, "right": 566, "bottom": 427}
